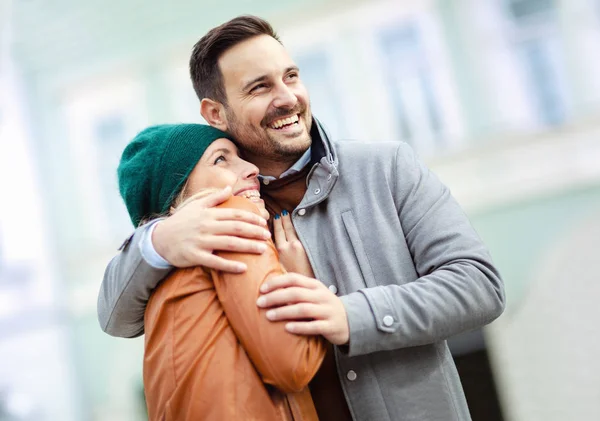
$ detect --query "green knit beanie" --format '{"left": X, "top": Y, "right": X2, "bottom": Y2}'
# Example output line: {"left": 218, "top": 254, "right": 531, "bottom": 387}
{"left": 118, "top": 123, "right": 233, "bottom": 227}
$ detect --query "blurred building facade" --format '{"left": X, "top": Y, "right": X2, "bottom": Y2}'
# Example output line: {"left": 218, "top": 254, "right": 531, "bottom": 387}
{"left": 1, "top": 0, "right": 600, "bottom": 420}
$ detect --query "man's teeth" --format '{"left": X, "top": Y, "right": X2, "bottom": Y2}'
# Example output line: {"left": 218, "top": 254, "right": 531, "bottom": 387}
{"left": 270, "top": 114, "right": 299, "bottom": 129}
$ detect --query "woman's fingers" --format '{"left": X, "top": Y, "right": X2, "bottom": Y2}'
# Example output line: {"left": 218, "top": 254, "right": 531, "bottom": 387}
{"left": 280, "top": 211, "right": 299, "bottom": 241}
{"left": 272, "top": 214, "right": 286, "bottom": 246}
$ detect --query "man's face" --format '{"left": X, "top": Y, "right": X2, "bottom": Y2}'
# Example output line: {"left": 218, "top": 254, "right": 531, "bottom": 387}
{"left": 218, "top": 35, "right": 312, "bottom": 164}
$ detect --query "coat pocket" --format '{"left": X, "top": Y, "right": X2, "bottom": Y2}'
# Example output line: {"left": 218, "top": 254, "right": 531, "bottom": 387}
{"left": 341, "top": 210, "right": 377, "bottom": 289}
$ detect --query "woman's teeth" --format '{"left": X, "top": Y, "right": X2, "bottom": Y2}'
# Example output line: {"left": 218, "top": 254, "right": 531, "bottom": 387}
{"left": 237, "top": 190, "right": 261, "bottom": 201}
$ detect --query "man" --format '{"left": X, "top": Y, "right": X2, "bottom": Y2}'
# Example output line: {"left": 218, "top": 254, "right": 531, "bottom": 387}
{"left": 98, "top": 15, "right": 505, "bottom": 421}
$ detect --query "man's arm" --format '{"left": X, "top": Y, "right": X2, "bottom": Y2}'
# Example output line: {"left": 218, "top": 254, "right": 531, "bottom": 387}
{"left": 98, "top": 223, "right": 172, "bottom": 338}
{"left": 339, "top": 142, "right": 505, "bottom": 356}
{"left": 97, "top": 187, "right": 271, "bottom": 338}
{"left": 257, "top": 143, "right": 505, "bottom": 356}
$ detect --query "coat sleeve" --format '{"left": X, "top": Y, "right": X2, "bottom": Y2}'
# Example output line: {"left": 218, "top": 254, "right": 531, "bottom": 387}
{"left": 340, "top": 142, "right": 506, "bottom": 357}
{"left": 97, "top": 221, "right": 172, "bottom": 338}
{"left": 212, "top": 197, "right": 326, "bottom": 393}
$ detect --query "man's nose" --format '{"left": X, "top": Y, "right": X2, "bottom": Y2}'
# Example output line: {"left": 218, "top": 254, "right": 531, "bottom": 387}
{"left": 272, "top": 82, "right": 298, "bottom": 109}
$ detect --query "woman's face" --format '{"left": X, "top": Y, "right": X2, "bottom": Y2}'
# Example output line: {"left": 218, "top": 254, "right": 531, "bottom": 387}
{"left": 185, "top": 138, "right": 267, "bottom": 217}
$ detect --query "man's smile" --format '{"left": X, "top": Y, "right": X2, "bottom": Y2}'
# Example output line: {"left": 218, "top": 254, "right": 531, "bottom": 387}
{"left": 268, "top": 114, "right": 299, "bottom": 129}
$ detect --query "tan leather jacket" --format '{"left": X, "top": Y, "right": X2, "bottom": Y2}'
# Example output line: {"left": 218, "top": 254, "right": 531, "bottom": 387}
{"left": 143, "top": 197, "right": 326, "bottom": 421}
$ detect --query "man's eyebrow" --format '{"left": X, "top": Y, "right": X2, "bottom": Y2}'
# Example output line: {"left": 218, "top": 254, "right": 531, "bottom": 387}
{"left": 242, "top": 75, "right": 269, "bottom": 92}
{"left": 241, "top": 66, "right": 299, "bottom": 92}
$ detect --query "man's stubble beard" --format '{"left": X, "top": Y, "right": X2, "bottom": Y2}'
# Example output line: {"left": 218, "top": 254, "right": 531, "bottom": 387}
{"left": 224, "top": 105, "right": 312, "bottom": 164}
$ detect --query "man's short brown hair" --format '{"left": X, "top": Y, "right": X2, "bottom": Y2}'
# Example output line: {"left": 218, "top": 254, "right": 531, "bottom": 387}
{"left": 189, "top": 15, "right": 281, "bottom": 104}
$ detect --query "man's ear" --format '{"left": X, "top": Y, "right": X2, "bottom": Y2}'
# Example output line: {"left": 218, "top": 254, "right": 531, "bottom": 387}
{"left": 200, "top": 98, "right": 228, "bottom": 131}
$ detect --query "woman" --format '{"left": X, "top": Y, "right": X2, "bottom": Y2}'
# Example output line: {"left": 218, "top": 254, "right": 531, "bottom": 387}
{"left": 117, "top": 124, "right": 326, "bottom": 421}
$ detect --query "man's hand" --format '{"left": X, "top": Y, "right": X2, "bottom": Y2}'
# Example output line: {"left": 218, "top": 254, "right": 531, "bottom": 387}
{"left": 256, "top": 273, "right": 350, "bottom": 345}
{"left": 152, "top": 186, "right": 271, "bottom": 272}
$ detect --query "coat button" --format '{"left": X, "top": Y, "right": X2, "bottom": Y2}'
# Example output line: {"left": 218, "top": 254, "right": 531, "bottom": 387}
{"left": 346, "top": 370, "right": 357, "bottom": 381}
{"left": 328, "top": 285, "right": 338, "bottom": 294}
{"left": 382, "top": 315, "right": 394, "bottom": 327}
{"left": 298, "top": 208, "right": 306, "bottom": 216}
{"left": 263, "top": 179, "right": 270, "bottom": 185}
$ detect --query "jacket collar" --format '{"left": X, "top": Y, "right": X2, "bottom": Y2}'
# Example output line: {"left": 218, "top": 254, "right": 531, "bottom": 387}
{"left": 309, "top": 116, "right": 337, "bottom": 169}
{"left": 293, "top": 116, "right": 339, "bottom": 210}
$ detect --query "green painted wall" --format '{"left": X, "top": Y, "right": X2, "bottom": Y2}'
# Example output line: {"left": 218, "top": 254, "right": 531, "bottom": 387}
{"left": 470, "top": 184, "right": 600, "bottom": 313}
{"left": 71, "top": 314, "right": 146, "bottom": 420}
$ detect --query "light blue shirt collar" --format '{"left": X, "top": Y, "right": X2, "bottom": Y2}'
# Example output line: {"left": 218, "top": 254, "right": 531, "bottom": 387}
{"left": 259, "top": 147, "right": 311, "bottom": 182}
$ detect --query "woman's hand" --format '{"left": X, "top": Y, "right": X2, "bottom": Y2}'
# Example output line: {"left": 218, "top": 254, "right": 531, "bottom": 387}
{"left": 273, "top": 211, "right": 315, "bottom": 278}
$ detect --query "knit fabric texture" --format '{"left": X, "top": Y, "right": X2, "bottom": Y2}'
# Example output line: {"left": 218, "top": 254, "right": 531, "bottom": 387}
{"left": 118, "top": 124, "right": 233, "bottom": 226}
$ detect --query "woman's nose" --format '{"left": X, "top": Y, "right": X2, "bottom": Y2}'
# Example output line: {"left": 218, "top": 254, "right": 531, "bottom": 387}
{"left": 242, "top": 162, "right": 260, "bottom": 180}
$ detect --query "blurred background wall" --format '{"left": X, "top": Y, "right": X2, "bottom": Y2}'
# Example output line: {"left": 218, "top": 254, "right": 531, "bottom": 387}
{"left": 1, "top": 0, "right": 599, "bottom": 420}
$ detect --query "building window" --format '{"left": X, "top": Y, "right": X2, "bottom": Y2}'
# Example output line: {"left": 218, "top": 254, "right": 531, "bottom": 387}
{"left": 508, "top": 0, "right": 554, "bottom": 19}
{"left": 295, "top": 51, "right": 346, "bottom": 139}
{"left": 63, "top": 77, "right": 148, "bottom": 243}
{"left": 504, "top": 0, "right": 569, "bottom": 126}
{"left": 517, "top": 38, "right": 566, "bottom": 125}
{"left": 378, "top": 23, "right": 444, "bottom": 151}
{"left": 93, "top": 114, "right": 132, "bottom": 236}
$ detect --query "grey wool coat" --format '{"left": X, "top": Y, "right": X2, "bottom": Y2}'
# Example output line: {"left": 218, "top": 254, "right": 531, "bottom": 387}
{"left": 98, "top": 119, "right": 505, "bottom": 421}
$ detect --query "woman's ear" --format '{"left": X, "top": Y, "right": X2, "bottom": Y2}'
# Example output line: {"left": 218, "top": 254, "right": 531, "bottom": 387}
{"left": 200, "top": 99, "right": 228, "bottom": 131}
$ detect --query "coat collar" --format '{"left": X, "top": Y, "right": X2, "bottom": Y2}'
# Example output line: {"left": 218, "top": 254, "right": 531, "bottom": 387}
{"left": 309, "top": 116, "right": 337, "bottom": 169}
